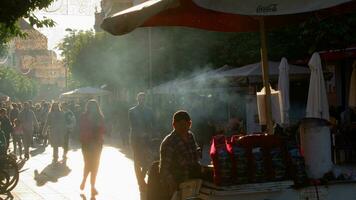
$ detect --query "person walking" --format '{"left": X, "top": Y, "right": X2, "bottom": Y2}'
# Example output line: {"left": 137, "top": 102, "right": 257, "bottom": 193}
{"left": 61, "top": 102, "right": 76, "bottom": 160}
{"left": 9, "top": 103, "right": 19, "bottom": 124}
{"left": 0, "top": 108, "right": 13, "bottom": 151}
{"left": 43, "top": 103, "right": 66, "bottom": 163}
{"left": 12, "top": 119, "right": 24, "bottom": 159}
{"left": 79, "top": 99, "right": 105, "bottom": 197}
{"left": 39, "top": 102, "right": 50, "bottom": 146}
{"left": 18, "top": 102, "right": 38, "bottom": 159}
{"left": 128, "top": 92, "right": 155, "bottom": 193}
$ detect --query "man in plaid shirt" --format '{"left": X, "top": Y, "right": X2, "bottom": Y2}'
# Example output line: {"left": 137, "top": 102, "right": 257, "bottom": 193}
{"left": 159, "top": 110, "right": 201, "bottom": 199}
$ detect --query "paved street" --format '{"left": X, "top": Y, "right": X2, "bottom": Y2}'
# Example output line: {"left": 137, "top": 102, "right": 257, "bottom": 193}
{"left": 0, "top": 136, "right": 142, "bottom": 200}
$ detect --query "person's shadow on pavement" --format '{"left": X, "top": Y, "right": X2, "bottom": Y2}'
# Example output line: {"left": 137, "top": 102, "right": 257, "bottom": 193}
{"left": 33, "top": 161, "right": 71, "bottom": 186}
{"left": 80, "top": 193, "right": 96, "bottom": 200}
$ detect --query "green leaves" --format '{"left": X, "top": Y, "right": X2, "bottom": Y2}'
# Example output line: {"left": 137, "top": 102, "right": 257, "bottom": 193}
{"left": 0, "top": 67, "right": 38, "bottom": 100}
{"left": 0, "top": 0, "right": 54, "bottom": 25}
{"left": 0, "top": 0, "right": 56, "bottom": 53}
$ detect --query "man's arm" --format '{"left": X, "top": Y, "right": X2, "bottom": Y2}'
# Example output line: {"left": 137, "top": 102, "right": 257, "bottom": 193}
{"left": 160, "top": 139, "right": 177, "bottom": 194}
{"left": 128, "top": 110, "right": 132, "bottom": 128}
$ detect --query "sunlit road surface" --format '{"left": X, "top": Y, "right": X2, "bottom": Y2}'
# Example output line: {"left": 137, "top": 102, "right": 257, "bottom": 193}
{"left": 1, "top": 137, "right": 142, "bottom": 200}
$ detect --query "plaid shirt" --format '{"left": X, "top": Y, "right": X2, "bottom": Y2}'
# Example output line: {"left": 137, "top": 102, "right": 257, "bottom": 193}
{"left": 159, "top": 130, "right": 199, "bottom": 188}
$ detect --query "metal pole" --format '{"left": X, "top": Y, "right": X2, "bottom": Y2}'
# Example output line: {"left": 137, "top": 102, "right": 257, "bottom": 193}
{"left": 65, "top": 58, "right": 68, "bottom": 89}
{"left": 259, "top": 17, "right": 273, "bottom": 135}
{"left": 148, "top": 27, "right": 152, "bottom": 89}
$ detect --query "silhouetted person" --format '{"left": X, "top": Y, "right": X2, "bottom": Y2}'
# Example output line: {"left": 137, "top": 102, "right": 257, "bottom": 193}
{"left": 0, "top": 108, "right": 13, "bottom": 151}
{"left": 340, "top": 106, "right": 356, "bottom": 134}
{"left": 43, "top": 102, "right": 66, "bottom": 163}
{"left": 61, "top": 102, "right": 76, "bottom": 160}
{"left": 39, "top": 102, "right": 50, "bottom": 146}
{"left": 9, "top": 103, "right": 19, "bottom": 124}
{"left": 12, "top": 119, "right": 23, "bottom": 159}
{"left": 159, "top": 110, "right": 201, "bottom": 199}
{"left": 79, "top": 99, "right": 105, "bottom": 197}
{"left": 18, "top": 102, "right": 38, "bottom": 159}
{"left": 128, "top": 92, "right": 154, "bottom": 193}
{"left": 0, "top": 129, "right": 6, "bottom": 155}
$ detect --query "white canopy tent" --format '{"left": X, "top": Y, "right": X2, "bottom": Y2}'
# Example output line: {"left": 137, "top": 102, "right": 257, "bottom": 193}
{"left": 59, "top": 87, "right": 111, "bottom": 99}
{"left": 151, "top": 62, "right": 309, "bottom": 94}
{"left": 215, "top": 61, "right": 309, "bottom": 81}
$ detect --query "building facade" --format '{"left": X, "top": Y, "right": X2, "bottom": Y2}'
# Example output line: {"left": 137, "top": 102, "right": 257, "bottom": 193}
{"left": 11, "top": 20, "right": 66, "bottom": 88}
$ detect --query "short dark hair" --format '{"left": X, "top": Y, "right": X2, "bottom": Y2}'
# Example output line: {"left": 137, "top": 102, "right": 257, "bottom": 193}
{"left": 173, "top": 110, "right": 191, "bottom": 122}
{"left": 137, "top": 92, "right": 145, "bottom": 99}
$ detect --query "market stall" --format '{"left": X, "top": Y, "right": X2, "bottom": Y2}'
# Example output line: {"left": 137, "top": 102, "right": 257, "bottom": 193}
{"left": 100, "top": 0, "right": 356, "bottom": 199}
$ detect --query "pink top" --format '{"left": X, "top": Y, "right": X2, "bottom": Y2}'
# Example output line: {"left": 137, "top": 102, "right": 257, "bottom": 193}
{"left": 79, "top": 113, "right": 105, "bottom": 144}
{"left": 13, "top": 126, "right": 23, "bottom": 135}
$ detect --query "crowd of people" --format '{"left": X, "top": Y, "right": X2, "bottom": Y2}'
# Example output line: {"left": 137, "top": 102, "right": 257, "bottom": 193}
{"left": 0, "top": 100, "right": 78, "bottom": 160}
{"left": 0, "top": 94, "right": 202, "bottom": 200}
{"left": 0, "top": 99, "right": 106, "bottom": 196}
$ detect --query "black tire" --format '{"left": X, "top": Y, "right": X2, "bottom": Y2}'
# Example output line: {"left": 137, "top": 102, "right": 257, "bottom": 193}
{"left": 0, "top": 169, "right": 10, "bottom": 194}
{"left": 1, "top": 155, "right": 19, "bottom": 193}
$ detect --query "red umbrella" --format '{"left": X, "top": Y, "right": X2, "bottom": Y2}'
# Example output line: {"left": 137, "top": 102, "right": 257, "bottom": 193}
{"left": 101, "top": 0, "right": 355, "bottom": 133}
{"left": 101, "top": 0, "right": 355, "bottom": 35}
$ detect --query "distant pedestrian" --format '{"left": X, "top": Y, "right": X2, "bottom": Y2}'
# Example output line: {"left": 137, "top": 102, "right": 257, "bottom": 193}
{"left": 12, "top": 119, "right": 23, "bottom": 159}
{"left": 18, "top": 102, "right": 38, "bottom": 159}
{"left": 0, "top": 108, "right": 13, "bottom": 150}
{"left": 43, "top": 102, "right": 66, "bottom": 163}
{"left": 9, "top": 103, "right": 19, "bottom": 124}
{"left": 61, "top": 102, "right": 76, "bottom": 160}
{"left": 39, "top": 102, "right": 50, "bottom": 146}
{"left": 128, "top": 92, "right": 155, "bottom": 193}
{"left": 79, "top": 99, "right": 105, "bottom": 197}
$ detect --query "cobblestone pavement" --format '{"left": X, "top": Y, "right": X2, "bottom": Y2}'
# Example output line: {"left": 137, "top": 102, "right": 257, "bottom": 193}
{"left": 0, "top": 137, "right": 141, "bottom": 200}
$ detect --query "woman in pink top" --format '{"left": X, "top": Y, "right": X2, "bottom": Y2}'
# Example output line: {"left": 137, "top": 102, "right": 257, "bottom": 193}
{"left": 79, "top": 99, "right": 105, "bottom": 197}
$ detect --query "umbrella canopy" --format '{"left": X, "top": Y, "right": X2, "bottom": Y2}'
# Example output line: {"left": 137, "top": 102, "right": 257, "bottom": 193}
{"left": 278, "top": 57, "right": 290, "bottom": 125}
{"left": 101, "top": 0, "right": 356, "bottom": 35}
{"left": 60, "top": 87, "right": 111, "bottom": 99}
{"left": 349, "top": 62, "right": 356, "bottom": 108}
{"left": 306, "top": 52, "right": 329, "bottom": 121}
{"left": 193, "top": 0, "right": 351, "bottom": 15}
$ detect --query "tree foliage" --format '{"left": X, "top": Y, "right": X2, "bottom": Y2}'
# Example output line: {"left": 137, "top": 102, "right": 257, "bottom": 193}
{"left": 0, "top": 0, "right": 55, "bottom": 55}
{"left": 58, "top": 28, "right": 222, "bottom": 90}
{"left": 0, "top": 67, "right": 38, "bottom": 100}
